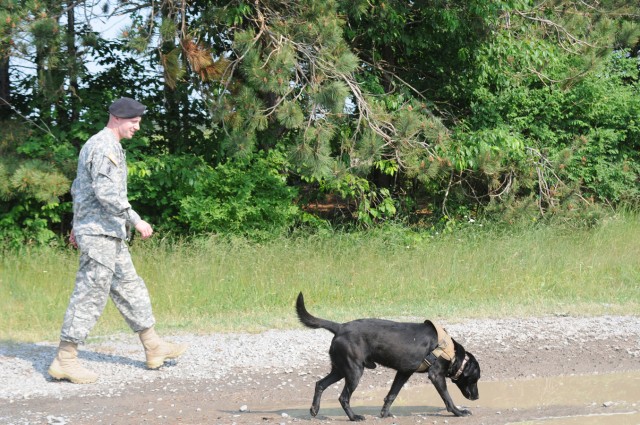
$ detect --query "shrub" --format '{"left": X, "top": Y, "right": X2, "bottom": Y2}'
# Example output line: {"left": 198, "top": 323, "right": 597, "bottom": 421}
{"left": 128, "top": 151, "right": 300, "bottom": 239}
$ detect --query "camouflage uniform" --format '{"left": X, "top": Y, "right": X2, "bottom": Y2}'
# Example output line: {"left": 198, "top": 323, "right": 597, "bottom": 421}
{"left": 60, "top": 128, "right": 155, "bottom": 344}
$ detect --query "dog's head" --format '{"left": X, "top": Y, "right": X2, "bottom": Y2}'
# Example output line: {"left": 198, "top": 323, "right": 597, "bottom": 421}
{"left": 451, "top": 348, "right": 480, "bottom": 401}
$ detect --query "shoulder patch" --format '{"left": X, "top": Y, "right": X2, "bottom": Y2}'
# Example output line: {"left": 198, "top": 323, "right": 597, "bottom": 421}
{"left": 107, "top": 153, "right": 119, "bottom": 166}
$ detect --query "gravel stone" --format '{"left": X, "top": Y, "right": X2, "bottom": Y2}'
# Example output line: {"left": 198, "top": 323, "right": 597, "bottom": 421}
{"left": 1, "top": 315, "right": 639, "bottom": 425}
{"left": 1, "top": 316, "right": 638, "bottom": 401}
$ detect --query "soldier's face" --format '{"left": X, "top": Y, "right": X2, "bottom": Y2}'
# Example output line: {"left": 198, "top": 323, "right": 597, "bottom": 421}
{"left": 115, "top": 117, "right": 142, "bottom": 140}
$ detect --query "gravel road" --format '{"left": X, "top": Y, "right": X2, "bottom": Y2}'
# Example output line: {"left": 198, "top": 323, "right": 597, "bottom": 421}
{"left": 1, "top": 315, "right": 639, "bottom": 424}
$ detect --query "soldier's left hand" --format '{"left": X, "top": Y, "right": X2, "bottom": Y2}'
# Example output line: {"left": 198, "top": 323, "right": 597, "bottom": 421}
{"left": 69, "top": 230, "right": 78, "bottom": 249}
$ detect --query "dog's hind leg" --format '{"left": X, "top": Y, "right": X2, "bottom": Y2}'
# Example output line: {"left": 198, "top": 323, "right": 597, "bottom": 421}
{"left": 310, "top": 368, "right": 343, "bottom": 417}
{"left": 380, "top": 371, "right": 413, "bottom": 418}
{"left": 338, "top": 365, "right": 366, "bottom": 421}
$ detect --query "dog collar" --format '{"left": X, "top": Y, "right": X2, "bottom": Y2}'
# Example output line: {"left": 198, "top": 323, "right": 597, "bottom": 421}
{"left": 451, "top": 353, "right": 469, "bottom": 381}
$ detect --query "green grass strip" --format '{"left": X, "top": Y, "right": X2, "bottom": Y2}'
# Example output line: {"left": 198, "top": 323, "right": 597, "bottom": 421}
{"left": 1, "top": 215, "right": 638, "bottom": 342}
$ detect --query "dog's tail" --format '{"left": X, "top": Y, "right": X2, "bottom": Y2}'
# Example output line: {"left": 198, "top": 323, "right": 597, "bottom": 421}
{"left": 296, "top": 292, "right": 341, "bottom": 335}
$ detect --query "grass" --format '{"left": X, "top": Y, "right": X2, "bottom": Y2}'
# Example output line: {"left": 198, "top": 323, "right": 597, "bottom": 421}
{"left": 1, "top": 214, "right": 639, "bottom": 342}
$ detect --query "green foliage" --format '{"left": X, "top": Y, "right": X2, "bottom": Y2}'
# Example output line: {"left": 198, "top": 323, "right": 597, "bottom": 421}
{"left": 422, "top": 3, "right": 640, "bottom": 221}
{"left": 276, "top": 101, "right": 305, "bottom": 129}
{"left": 129, "top": 151, "right": 300, "bottom": 239}
{"left": 0, "top": 154, "right": 71, "bottom": 248}
{"left": 318, "top": 173, "right": 398, "bottom": 227}
{"left": 314, "top": 81, "right": 350, "bottom": 113}
{"left": 289, "top": 134, "right": 335, "bottom": 180}
{"left": 127, "top": 154, "right": 211, "bottom": 232}
{"left": 177, "top": 152, "right": 301, "bottom": 239}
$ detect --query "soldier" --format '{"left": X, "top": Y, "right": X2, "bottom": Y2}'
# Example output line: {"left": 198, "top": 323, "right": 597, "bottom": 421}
{"left": 48, "top": 97, "right": 188, "bottom": 384}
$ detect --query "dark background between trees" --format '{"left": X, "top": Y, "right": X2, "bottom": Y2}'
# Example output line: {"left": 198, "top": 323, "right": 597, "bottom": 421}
{"left": 1, "top": 0, "right": 639, "bottom": 246}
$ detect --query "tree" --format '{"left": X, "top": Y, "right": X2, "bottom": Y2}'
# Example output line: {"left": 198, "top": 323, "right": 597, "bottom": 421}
{"left": 1, "top": 0, "right": 639, "bottom": 246}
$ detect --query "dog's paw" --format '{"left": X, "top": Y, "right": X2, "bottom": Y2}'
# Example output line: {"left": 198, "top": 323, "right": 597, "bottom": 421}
{"left": 309, "top": 407, "right": 318, "bottom": 417}
{"left": 351, "top": 414, "right": 366, "bottom": 421}
{"left": 379, "top": 409, "right": 394, "bottom": 418}
{"left": 454, "top": 408, "right": 472, "bottom": 417}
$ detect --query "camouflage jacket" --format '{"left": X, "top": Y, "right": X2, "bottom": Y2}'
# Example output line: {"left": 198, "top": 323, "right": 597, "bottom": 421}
{"left": 71, "top": 128, "right": 141, "bottom": 240}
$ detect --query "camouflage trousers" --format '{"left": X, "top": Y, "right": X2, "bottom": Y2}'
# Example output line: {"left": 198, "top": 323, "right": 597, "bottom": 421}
{"left": 60, "top": 235, "right": 156, "bottom": 344}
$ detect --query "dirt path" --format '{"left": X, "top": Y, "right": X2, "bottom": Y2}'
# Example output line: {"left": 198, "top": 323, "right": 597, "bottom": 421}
{"left": 1, "top": 315, "right": 639, "bottom": 425}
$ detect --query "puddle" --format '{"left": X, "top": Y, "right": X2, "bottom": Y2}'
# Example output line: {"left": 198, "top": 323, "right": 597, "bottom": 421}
{"left": 354, "top": 371, "right": 639, "bottom": 409}
{"left": 512, "top": 411, "right": 640, "bottom": 425}
{"left": 478, "top": 371, "right": 640, "bottom": 409}
{"left": 320, "top": 371, "right": 640, "bottom": 423}
{"left": 483, "top": 371, "right": 640, "bottom": 425}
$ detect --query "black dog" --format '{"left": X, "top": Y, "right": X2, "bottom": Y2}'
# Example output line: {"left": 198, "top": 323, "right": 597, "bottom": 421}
{"left": 296, "top": 292, "right": 480, "bottom": 421}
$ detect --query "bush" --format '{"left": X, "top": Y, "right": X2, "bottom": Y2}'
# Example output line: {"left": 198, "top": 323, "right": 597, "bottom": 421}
{"left": 178, "top": 152, "right": 300, "bottom": 239}
{"left": 128, "top": 151, "right": 300, "bottom": 239}
{"left": 0, "top": 151, "right": 72, "bottom": 248}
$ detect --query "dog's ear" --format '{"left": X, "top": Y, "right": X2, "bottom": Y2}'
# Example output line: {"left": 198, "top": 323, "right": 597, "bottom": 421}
{"left": 423, "top": 320, "right": 436, "bottom": 333}
{"left": 450, "top": 338, "right": 465, "bottom": 357}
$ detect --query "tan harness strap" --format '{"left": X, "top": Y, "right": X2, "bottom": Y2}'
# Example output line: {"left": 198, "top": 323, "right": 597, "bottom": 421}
{"left": 416, "top": 323, "right": 455, "bottom": 372}
{"left": 433, "top": 323, "right": 455, "bottom": 361}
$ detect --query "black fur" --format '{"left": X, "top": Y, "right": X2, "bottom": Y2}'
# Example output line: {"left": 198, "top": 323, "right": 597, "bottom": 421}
{"left": 296, "top": 292, "right": 480, "bottom": 421}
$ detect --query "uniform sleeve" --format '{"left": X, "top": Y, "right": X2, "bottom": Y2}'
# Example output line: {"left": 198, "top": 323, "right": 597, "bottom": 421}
{"left": 89, "top": 148, "right": 142, "bottom": 227}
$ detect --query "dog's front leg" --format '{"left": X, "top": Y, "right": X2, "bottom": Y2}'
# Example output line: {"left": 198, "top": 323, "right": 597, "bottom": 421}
{"left": 380, "top": 371, "right": 412, "bottom": 418}
{"left": 428, "top": 371, "right": 472, "bottom": 416}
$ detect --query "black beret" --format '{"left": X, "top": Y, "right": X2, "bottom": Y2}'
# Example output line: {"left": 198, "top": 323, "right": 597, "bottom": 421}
{"left": 109, "top": 97, "right": 146, "bottom": 118}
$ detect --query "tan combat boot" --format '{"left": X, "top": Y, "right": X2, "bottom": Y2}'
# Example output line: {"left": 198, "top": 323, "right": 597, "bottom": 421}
{"left": 48, "top": 341, "right": 98, "bottom": 384}
{"left": 139, "top": 327, "right": 188, "bottom": 369}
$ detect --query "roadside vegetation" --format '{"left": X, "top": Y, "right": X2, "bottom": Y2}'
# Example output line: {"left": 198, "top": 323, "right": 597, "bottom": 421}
{"left": 2, "top": 212, "right": 638, "bottom": 342}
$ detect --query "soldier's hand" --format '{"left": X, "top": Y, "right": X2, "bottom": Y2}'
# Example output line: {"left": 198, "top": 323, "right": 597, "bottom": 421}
{"left": 135, "top": 220, "right": 154, "bottom": 239}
